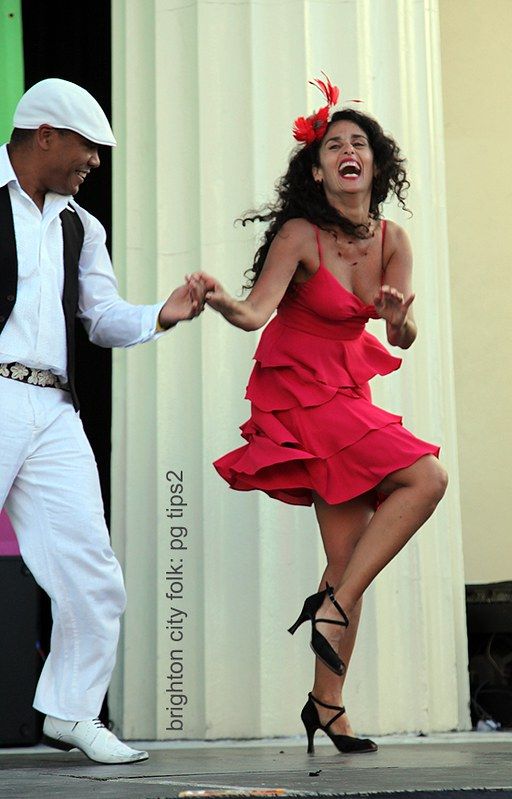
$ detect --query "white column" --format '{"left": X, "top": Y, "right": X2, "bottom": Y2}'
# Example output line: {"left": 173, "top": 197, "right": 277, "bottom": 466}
{"left": 110, "top": 0, "right": 470, "bottom": 739}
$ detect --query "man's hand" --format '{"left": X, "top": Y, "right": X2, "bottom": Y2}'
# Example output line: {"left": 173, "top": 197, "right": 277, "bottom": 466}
{"left": 186, "top": 271, "right": 232, "bottom": 314}
{"left": 158, "top": 275, "right": 206, "bottom": 329}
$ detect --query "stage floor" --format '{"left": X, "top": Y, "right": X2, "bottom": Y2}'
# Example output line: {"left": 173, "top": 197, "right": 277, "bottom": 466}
{"left": 1, "top": 732, "right": 512, "bottom": 799}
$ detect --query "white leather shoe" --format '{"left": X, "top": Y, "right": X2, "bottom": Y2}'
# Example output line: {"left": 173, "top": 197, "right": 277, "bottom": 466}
{"left": 42, "top": 715, "right": 149, "bottom": 764}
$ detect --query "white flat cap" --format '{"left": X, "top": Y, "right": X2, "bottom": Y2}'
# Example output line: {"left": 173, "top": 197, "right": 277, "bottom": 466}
{"left": 13, "top": 78, "right": 116, "bottom": 147}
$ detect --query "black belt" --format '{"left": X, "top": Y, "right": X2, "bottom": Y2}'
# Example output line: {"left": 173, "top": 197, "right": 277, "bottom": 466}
{"left": 0, "top": 362, "right": 69, "bottom": 391}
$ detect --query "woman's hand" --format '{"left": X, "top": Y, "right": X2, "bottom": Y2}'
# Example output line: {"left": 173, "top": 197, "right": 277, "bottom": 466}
{"left": 374, "top": 284, "right": 417, "bottom": 348}
{"left": 374, "top": 284, "right": 415, "bottom": 327}
{"left": 186, "top": 271, "right": 234, "bottom": 314}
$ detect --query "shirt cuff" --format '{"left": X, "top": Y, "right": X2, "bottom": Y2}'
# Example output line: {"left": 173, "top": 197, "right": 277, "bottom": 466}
{"left": 154, "top": 303, "right": 176, "bottom": 334}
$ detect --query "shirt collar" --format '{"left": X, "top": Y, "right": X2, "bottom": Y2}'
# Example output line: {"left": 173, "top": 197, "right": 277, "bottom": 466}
{"left": 0, "top": 143, "right": 21, "bottom": 190}
{"left": 0, "top": 142, "right": 73, "bottom": 214}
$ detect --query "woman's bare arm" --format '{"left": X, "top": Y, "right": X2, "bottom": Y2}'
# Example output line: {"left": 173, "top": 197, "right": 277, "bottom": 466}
{"left": 193, "top": 219, "right": 312, "bottom": 331}
{"left": 374, "top": 223, "right": 417, "bottom": 349}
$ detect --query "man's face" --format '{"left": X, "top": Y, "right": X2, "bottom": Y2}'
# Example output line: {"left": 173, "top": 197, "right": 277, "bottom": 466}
{"left": 43, "top": 129, "right": 100, "bottom": 196}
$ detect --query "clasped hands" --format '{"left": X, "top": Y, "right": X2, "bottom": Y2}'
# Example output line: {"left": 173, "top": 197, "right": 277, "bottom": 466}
{"left": 157, "top": 273, "right": 211, "bottom": 329}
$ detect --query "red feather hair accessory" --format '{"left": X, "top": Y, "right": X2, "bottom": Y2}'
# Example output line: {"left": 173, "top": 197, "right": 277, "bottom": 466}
{"left": 292, "top": 73, "right": 340, "bottom": 144}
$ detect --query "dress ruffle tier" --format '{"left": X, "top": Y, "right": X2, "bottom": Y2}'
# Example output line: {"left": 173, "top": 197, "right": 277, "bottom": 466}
{"left": 214, "top": 264, "right": 440, "bottom": 507}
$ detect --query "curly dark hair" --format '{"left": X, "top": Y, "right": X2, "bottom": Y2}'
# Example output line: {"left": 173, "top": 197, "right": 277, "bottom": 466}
{"left": 241, "top": 109, "right": 410, "bottom": 287}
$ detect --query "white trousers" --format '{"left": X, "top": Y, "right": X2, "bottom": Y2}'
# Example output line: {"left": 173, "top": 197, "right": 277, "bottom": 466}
{"left": 0, "top": 377, "right": 126, "bottom": 720}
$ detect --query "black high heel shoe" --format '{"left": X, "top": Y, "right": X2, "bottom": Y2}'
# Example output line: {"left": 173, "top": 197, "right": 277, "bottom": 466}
{"left": 301, "top": 692, "right": 378, "bottom": 754}
{"left": 287, "top": 583, "right": 348, "bottom": 675}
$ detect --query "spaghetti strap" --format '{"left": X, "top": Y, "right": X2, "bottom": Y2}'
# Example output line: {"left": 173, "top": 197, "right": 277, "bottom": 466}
{"left": 380, "top": 219, "right": 387, "bottom": 284}
{"left": 312, "top": 224, "right": 323, "bottom": 267}
{"left": 381, "top": 219, "right": 387, "bottom": 250}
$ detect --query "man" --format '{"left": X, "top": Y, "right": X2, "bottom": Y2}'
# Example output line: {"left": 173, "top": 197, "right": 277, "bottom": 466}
{"left": 0, "top": 79, "right": 204, "bottom": 763}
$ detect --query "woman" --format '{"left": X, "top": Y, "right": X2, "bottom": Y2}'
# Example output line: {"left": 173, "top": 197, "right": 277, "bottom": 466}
{"left": 193, "top": 78, "right": 447, "bottom": 753}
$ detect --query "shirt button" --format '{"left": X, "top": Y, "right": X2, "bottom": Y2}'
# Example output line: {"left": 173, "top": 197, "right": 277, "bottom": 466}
{"left": 6, "top": 295, "right": 15, "bottom": 302}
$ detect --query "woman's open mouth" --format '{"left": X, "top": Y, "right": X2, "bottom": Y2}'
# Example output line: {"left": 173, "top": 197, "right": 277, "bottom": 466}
{"left": 338, "top": 160, "right": 361, "bottom": 180}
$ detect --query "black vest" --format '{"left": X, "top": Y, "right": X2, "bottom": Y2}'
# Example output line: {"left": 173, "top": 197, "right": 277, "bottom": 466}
{"left": 0, "top": 184, "right": 84, "bottom": 410}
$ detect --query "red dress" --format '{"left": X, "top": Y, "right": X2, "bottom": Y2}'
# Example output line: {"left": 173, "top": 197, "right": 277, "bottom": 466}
{"left": 214, "top": 223, "right": 439, "bottom": 506}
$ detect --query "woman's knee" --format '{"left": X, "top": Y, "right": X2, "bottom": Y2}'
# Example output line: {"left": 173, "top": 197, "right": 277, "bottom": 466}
{"left": 422, "top": 457, "right": 448, "bottom": 504}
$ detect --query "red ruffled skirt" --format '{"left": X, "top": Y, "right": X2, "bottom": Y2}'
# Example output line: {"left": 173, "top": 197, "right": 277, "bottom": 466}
{"left": 214, "top": 315, "right": 439, "bottom": 507}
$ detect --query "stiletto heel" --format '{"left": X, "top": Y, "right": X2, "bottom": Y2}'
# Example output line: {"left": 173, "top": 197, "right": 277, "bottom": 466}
{"left": 301, "top": 692, "right": 378, "bottom": 755}
{"left": 287, "top": 609, "right": 309, "bottom": 636}
{"left": 288, "top": 583, "right": 349, "bottom": 675}
{"left": 301, "top": 697, "right": 318, "bottom": 754}
{"left": 305, "top": 726, "right": 315, "bottom": 755}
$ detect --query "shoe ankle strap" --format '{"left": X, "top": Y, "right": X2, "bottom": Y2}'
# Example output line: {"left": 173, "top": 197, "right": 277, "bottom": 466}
{"left": 325, "top": 583, "right": 349, "bottom": 627}
{"left": 309, "top": 692, "right": 345, "bottom": 713}
{"left": 309, "top": 692, "right": 346, "bottom": 729}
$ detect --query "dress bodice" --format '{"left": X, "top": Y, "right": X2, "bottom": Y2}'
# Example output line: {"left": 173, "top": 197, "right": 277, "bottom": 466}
{"left": 250, "top": 254, "right": 402, "bottom": 409}
{"left": 277, "top": 262, "right": 380, "bottom": 340}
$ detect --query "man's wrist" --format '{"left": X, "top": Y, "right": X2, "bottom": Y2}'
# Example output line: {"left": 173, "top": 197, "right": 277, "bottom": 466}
{"left": 156, "top": 311, "right": 176, "bottom": 332}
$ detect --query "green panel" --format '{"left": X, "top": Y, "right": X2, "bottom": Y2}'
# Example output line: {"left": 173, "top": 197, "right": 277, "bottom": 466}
{"left": 0, "top": 0, "right": 23, "bottom": 143}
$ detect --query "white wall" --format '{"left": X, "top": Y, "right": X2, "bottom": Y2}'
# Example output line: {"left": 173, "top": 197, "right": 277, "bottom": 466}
{"left": 439, "top": 0, "right": 512, "bottom": 584}
{"left": 110, "top": 0, "right": 470, "bottom": 739}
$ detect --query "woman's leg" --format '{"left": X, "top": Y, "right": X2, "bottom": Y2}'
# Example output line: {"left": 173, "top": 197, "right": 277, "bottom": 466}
{"left": 315, "top": 455, "right": 448, "bottom": 658}
{"left": 310, "top": 492, "right": 374, "bottom": 735}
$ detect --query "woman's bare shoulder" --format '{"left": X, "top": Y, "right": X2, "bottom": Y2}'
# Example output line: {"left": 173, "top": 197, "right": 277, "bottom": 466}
{"left": 275, "top": 217, "right": 315, "bottom": 243}
{"left": 274, "top": 218, "right": 318, "bottom": 270}
{"left": 383, "top": 219, "right": 411, "bottom": 251}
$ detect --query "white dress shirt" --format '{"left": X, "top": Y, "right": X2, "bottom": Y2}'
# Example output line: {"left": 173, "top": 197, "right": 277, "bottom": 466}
{"left": 0, "top": 144, "right": 164, "bottom": 380}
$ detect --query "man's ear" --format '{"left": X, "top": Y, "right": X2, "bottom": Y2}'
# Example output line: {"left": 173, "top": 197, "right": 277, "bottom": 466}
{"left": 36, "top": 124, "right": 56, "bottom": 151}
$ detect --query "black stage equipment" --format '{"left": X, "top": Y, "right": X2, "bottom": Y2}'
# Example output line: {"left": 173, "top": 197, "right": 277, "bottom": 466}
{"left": 466, "top": 581, "right": 512, "bottom": 728}
{"left": 0, "top": 557, "right": 42, "bottom": 745}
